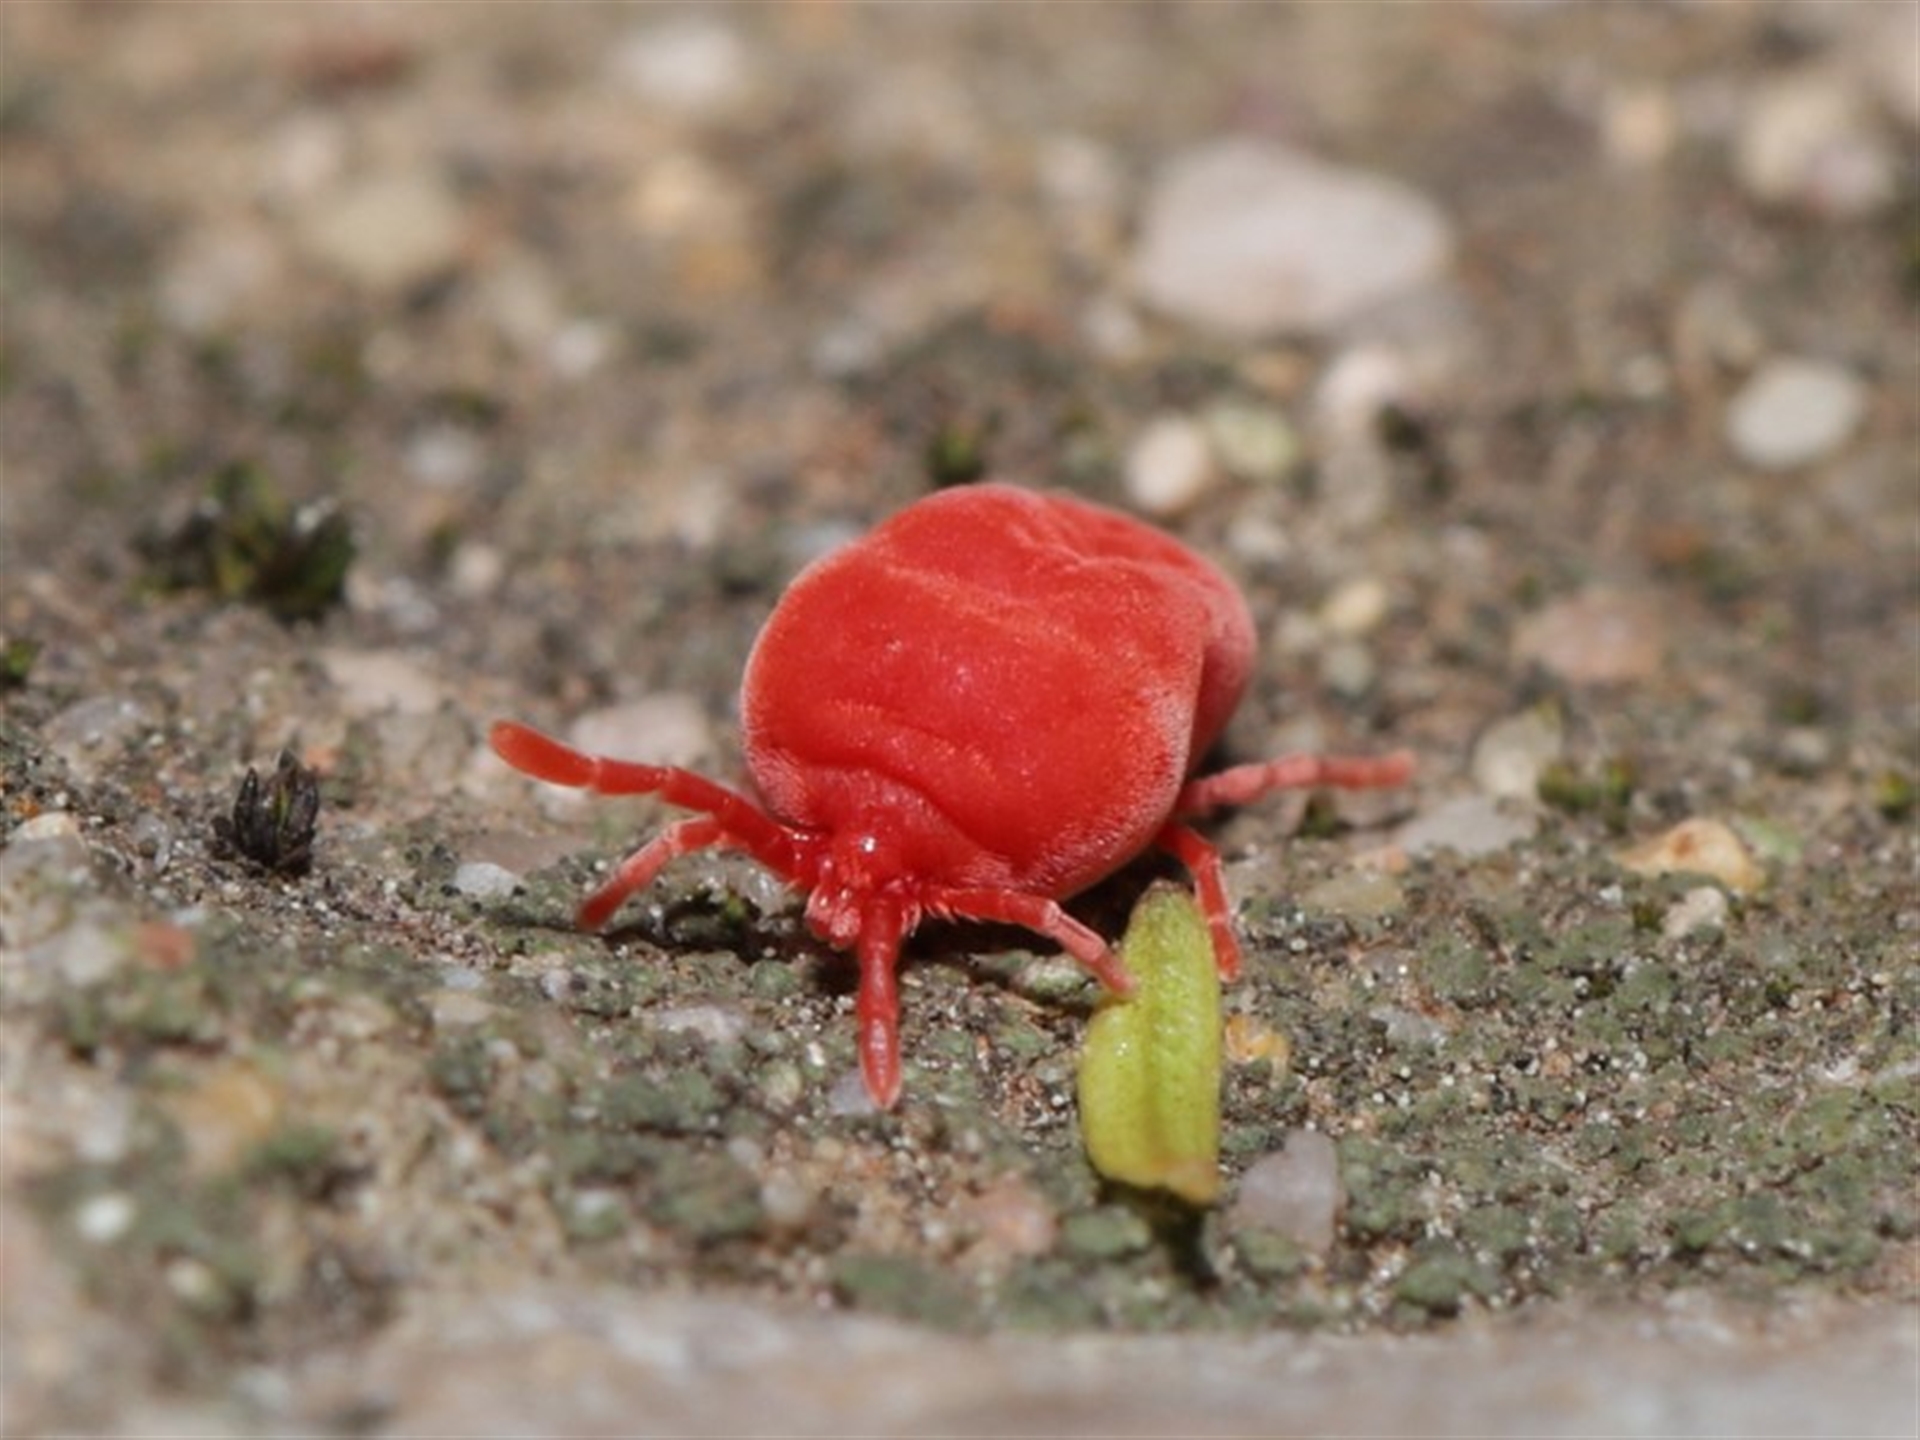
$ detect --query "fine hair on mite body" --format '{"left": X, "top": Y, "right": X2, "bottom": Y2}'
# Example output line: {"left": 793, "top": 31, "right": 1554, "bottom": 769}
{"left": 491, "top": 482, "right": 1413, "bottom": 1108}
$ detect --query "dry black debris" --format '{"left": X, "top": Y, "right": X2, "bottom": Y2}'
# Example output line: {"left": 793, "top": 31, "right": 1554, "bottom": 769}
{"left": 215, "top": 750, "right": 321, "bottom": 876}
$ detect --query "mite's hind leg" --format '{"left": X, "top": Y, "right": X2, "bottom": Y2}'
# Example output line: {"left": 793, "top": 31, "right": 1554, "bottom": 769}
{"left": 1154, "top": 822, "right": 1242, "bottom": 981}
{"left": 1175, "top": 749, "right": 1415, "bottom": 816}
{"left": 927, "top": 887, "right": 1137, "bottom": 997}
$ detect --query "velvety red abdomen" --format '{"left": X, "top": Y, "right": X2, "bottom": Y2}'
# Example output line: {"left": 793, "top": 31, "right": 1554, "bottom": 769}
{"left": 741, "top": 485, "right": 1254, "bottom": 896}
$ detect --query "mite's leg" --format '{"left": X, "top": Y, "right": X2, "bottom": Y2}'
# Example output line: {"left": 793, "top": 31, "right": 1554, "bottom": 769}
{"left": 1153, "top": 822, "right": 1242, "bottom": 981}
{"left": 577, "top": 816, "right": 726, "bottom": 931}
{"left": 926, "top": 887, "right": 1137, "bottom": 997}
{"left": 855, "top": 900, "right": 909, "bottom": 1109}
{"left": 492, "top": 720, "right": 803, "bottom": 926}
{"left": 1175, "top": 749, "right": 1415, "bottom": 815}
{"left": 490, "top": 721, "right": 790, "bottom": 859}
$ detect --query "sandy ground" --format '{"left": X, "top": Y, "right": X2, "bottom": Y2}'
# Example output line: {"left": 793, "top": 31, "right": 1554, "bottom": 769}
{"left": 2, "top": 4, "right": 1916, "bottom": 1435}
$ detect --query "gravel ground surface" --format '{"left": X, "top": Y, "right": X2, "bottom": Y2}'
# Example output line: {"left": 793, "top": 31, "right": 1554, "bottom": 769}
{"left": 2, "top": 4, "right": 1916, "bottom": 1436}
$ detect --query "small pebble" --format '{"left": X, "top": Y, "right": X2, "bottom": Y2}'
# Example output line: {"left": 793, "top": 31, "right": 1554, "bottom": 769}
{"left": 955, "top": 1175, "right": 1058, "bottom": 1264}
{"left": 1724, "top": 356, "right": 1867, "bottom": 471}
{"left": 757, "top": 1061, "right": 805, "bottom": 1113}
{"left": 827, "top": 1068, "right": 879, "bottom": 1117}
{"left": 1371, "top": 1004, "right": 1450, "bottom": 1048}
{"left": 1471, "top": 704, "right": 1565, "bottom": 802}
{"left": 1395, "top": 795, "right": 1537, "bottom": 860}
{"left": 624, "top": 152, "right": 753, "bottom": 245}
{"left": 130, "top": 813, "right": 174, "bottom": 874}
{"left": 548, "top": 319, "right": 618, "bottom": 381}
{"left": 1663, "top": 885, "right": 1732, "bottom": 941}
{"left": 428, "top": 990, "right": 497, "bottom": 1030}
{"left": 1298, "top": 868, "right": 1405, "bottom": 920}
{"left": 1513, "top": 589, "right": 1664, "bottom": 686}
{"left": 648, "top": 1002, "right": 751, "bottom": 1049}
{"left": 1201, "top": 399, "right": 1301, "bottom": 485}
{"left": 73, "top": 1191, "right": 137, "bottom": 1245}
{"left": 166, "top": 1256, "right": 226, "bottom": 1310}
{"left": 1319, "top": 576, "right": 1391, "bottom": 638}
{"left": 1602, "top": 79, "right": 1678, "bottom": 167}
{"left": 157, "top": 221, "right": 286, "bottom": 337}
{"left": 1317, "top": 638, "right": 1377, "bottom": 699}
{"left": 14, "top": 812, "right": 81, "bottom": 842}
{"left": 452, "top": 862, "right": 520, "bottom": 901}
{"left": 611, "top": 14, "right": 755, "bottom": 117}
{"left": 1674, "top": 280, "right": 1766, "bottom": 374}
{"left": 404, "top": 424, "right": 488, "bottom": 491}
{"left": 570, "top": 695, "right": 717, "bottom": 773}
{"left": 1131, "top": 138, "right": 1453, "bottom": 337}
{"left": 759, "top": 1171, "right": 818, "bottom": 1232}
{"left": 34, "top": 918, "right": 133, "bottom": 988}
{"left": 298, "top": 169, "right": 465, "bottom": 294}
{"left": 1735, "top": 69, "right": 1898, "bottom": 219}
{"left": 43, "top": 695, "right": 155, "bottom": 781}
{"left": 321, "top": 648, "right": 448, "bottom": 717}
{"left": 1311, "top": 344, "right": 1418, "bottom": 531}
{"left": 0, "top": 831, "right": 96, "bottom": 956}
{"left": 1229, "top": 1129, "right": 1343, "bottom": 1257}
{"left": 1060, "top": 1206, "right": 1153, "bottom": 1261}
{"left": 1223, "top": 1014, "right": 1291, "bottom": 1069}
{"left": 1618, "top": 818, "right": 1763, "bottom": 895}
{"left": 448, "top": 542, "right": 506, "bottom": 599}
{"left": 1123, "top": 414, "right": 1218, "bottom": 518}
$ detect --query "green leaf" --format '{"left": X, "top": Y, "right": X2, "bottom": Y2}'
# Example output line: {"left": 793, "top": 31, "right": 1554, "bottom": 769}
{"left": 1076, "top": 882, "right": 1223, "bottom": 1206}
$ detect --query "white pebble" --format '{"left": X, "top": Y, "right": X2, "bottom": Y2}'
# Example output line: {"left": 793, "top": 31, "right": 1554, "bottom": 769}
{"left": 404, "top": 424, "right": 487, "bottom": 491}
{"left": 74, "top": 1191, "right": 137, "bottom": 1244}
{"left": 1201, "top": 400, "right": 1301, "bottom": 485}
{"left": 1230, "top": 1129, "right": 1343, "bottom": 1256}
{"left": 1319, "top": 576, "right": 1391, "bottom": 638}
{"left": 39, "top": 918, "right": 131, "bottom": 988}
{"left": 1471, "top": 705, "right": 1565, "bottom": 802}
{"left": 449, "top": 542, "right": 505, "bottom": 599}
{"left": 1317, "top": 638, "right": 1377, "bottom": 699}
{"left": 43, "top": 695, "right": 155, "bottom": 780}
{"left": 611, "top": 15, "right": 755, "bottom": 117}
{"left": 428, "top": 990, "right": 496, "bottom": 1029}
{"left": 14, "top": 812, "right": 81, "bottom": 842}
{"left": 1124, "top": 414, "right": 1218, "bottom": 517}
{"left": 649, "top": 1003, "right": 751, "bottom": 1049}
{"left": 157, "top": 221, "right": 286, "bottom": 337}
{"left": 453, "top": 862, "right": 520, "bottom": 901}
{"left": 320, "top": 647, "right": 448, "bottom": 717}
{"left": 759, "top": 1172, "right": 817, "bottom": 1230}
{"left": 827, "top": 1068, "right": 879, "bottom": 1117}
{"left": 1725, "top": 356, "right": 1867, "bottom": 471}
{"left": 570, "top": 695, "right": 717, "bottom": 773}
{"left": 298, "top": 169, "right": 465, "bottom": 294}
{"left": 1131, "top": 138, "right": 1453, "bottom": 337}
{"left": 1395, "top": 795, "right": 1537, "bottom": 860}
{"left": 1512, "top": 589, "right": 1664, "bottom": 686}
{"left": 1735, "top": 69, "right": 1898, "bottom": 219}
{"left": 1663, "top": 885, "right": 1732, "bottom": 941}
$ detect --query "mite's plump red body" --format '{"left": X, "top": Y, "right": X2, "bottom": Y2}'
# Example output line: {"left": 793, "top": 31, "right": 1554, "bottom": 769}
{"left": 492, "top": 483, "right": 1411, "bottom": 1107}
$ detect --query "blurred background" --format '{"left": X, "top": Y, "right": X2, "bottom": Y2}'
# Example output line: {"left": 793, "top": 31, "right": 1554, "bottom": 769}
{"left": 2, "top": 4, "right": 1915, "bottom": 1435}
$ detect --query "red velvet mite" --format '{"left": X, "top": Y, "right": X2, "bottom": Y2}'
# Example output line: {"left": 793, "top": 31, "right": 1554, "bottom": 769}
{"left": 491, "top": 483, "right": 1412, "bottom": 1108}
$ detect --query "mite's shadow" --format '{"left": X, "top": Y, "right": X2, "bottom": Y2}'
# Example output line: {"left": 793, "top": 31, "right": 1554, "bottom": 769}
{"left": 497, "top": 844, "right": 1191, "bottom": 1019}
